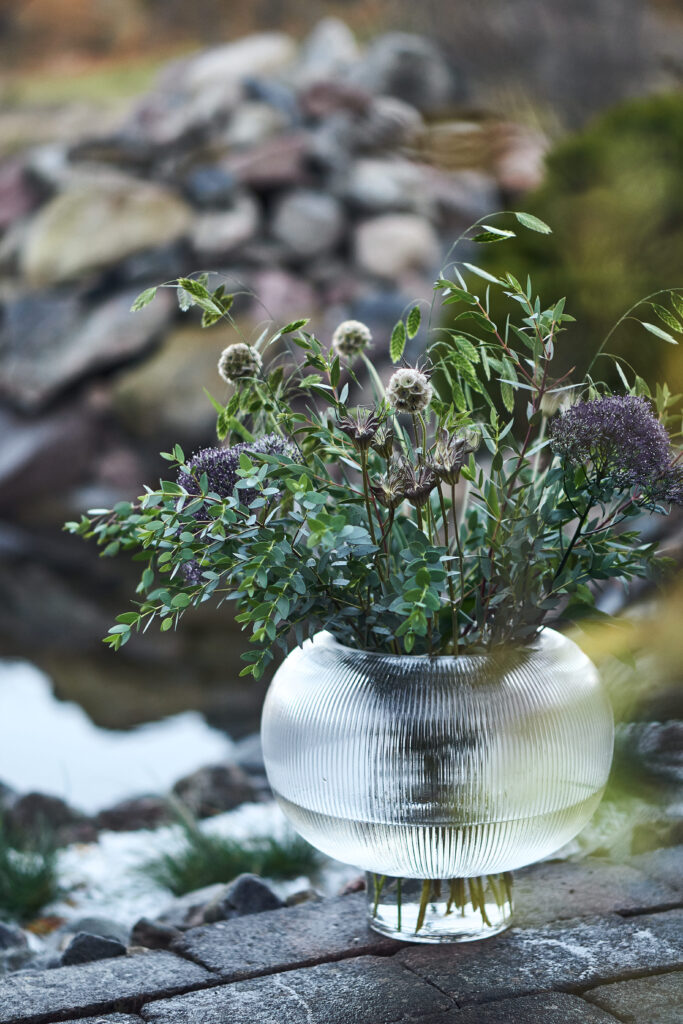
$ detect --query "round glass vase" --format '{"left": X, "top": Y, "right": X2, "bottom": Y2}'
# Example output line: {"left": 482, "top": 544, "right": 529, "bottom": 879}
{"left": 261, "top": 629, "right": 613, "bottom": 943}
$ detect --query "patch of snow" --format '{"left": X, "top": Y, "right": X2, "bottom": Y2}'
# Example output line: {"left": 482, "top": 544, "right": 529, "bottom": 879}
{"left": 0, "top": 660, "right": 234, "bottom": 813}
{"left": 47, "top": 800, "right": 358, "bottom": 929}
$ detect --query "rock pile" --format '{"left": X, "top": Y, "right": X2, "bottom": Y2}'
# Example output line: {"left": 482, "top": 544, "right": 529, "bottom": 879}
{"left": 0, "top": 18, "right": 546, "bottom": 720}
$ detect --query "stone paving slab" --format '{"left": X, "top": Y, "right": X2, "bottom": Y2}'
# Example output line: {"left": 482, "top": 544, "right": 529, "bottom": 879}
{"left": 408, "top": 992, "right": 622, "bottom": 1023}
{"left": 172, "top": 892, "right": 401, "bottom": 980}
{"left": 514, "top": 858, "right": 681, "bottom": 927}
{"left": 584, "top": 971, "right": 683, "bottom": 1024}
{"left": 140, "top": 956, "right": 451, "bottom": 1024}
{"left": 0, "top": 952, "right": 211, "bottom": 1024}
{"left": 397, "top": 909, "right": 683, "bottom": 1007}
{"left": 48, "top": 1018, "right": 143, "bottom": 1024}
{"left": 628, "top": 847, "right": 683, "bottom": 892}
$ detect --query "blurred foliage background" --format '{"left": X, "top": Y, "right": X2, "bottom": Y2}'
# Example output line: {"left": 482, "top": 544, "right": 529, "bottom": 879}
{"left": 0, "top": 0, "right": 681, "bottom": 740}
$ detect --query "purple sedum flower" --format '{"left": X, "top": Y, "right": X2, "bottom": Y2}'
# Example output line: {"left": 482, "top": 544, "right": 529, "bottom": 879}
{"left": 178, "top": 433, "right": 299, "bottom": 507}
{"left": 549, "top": 394, "right": 681, "bottom": 503}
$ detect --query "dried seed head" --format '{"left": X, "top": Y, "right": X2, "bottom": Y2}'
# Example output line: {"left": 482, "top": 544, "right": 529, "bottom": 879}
{"left": 331, "top": 320, "right": 372, "bottom": 361}
{"left": 386, "top": 366, "right": 433, "bottom": 414}
{"left": 370, "top": 457, "right": 407, "bottom": 510}
{"left": 371, "top": 423, "right": 396, "bottom": 460}
{"left": 337, "top": 407, "right": 382, "bottom": 450}
{"left": 430, "top": 428, "right": 477, "bottom": 485}
{"left": 401, "top": 459, "right": 437, "bottom": 508}
{"left": 217, "top": 343, "right": 263, "bottom": 384}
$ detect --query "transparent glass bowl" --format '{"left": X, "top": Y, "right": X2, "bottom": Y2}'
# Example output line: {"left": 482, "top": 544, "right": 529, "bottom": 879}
{"left": 261, "top": 629, "right": 613, "bottom": 940}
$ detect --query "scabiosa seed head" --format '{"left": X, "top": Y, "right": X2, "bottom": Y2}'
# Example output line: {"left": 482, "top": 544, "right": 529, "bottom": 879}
{"left": 217, "top": 343, "right": 262, "bottom": 384}
{"left": 549, "top": 394, "right": 677, "bottom": 496}
{"left": 331, "top": 319, "right": 372, "bottom": 361}
{"left": 337, "top": 407, "right": 383, "bottom": 450}
{"left": 386, "top": 366, "right": 433, "bottom": 415}
{"left": 430, "top": 428, "right": 477, "bottom": 485}
{"left": 178, "top": 433, "right": 299, "bottom": 507}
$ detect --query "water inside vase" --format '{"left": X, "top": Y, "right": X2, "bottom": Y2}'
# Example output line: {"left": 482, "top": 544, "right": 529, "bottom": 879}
{"left": 275, "top": 788, "right": 604, "bottom": 876}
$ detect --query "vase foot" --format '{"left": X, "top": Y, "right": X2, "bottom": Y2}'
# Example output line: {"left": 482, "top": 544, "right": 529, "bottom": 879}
{"left": 367, "top": 873, "right": 513, "bottom": 943}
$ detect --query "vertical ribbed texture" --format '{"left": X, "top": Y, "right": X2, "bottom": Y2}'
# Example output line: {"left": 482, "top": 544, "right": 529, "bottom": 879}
{"left": 261, "top": 629, "right": 613, "bottom": 878}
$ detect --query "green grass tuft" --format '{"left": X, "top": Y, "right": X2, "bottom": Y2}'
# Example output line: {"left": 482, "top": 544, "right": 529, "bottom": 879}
{"left": 142, "top": 820, "right": 321, "bottom": 897}
{"left": 0, "top": 819, "right": 59, "bottom": 922}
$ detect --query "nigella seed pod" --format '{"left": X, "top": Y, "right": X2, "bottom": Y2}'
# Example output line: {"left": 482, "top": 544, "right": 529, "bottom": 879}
{"left": 386, "top": 366, "right": 433, "bottom": 414}
{"left": 217, "top": 343, "right": 263, "bottom": 384}
{"left": 331, "top": 320, "right": 372, "bottom": 361}
{"left": 371, "top": 423, "right": 395, "bottom": 460}
{"left": 430, "top": 428, "right": 477, "bottom": 485}
{"left": 337, "top": 407, "right": 382, "bottom": 450}
{"left": 401, "top": 460, "right": 437, "bottom": 508}
{"left": 370, "top": 457, "right": 407, "bottom": 510}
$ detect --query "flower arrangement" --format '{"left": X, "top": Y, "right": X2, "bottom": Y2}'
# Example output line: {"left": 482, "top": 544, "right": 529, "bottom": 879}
{"left": 66, "top": 214, "right": 682, "bottom": 681}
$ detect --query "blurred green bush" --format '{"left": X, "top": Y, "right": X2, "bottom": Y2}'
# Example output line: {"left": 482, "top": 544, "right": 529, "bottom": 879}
{"left": 483, "top": 92, "right": 683, "bottom": 392}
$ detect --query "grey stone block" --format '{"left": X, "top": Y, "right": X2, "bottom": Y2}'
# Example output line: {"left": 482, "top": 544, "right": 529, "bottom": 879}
{"left": 514, "top": 858, "right": 680, "bottom": 927}
{"left": 396, "top": 909, "right": 683, "bottom": 1007}
{"left": 141, "top": 955, "right": 451, "bottom": 1024}
{"left": 410, "top": 992, "right": 622, "bottom": 1023}
{"left": 50, "top": 1017, "right": 143, "bottom": 1024}
{"left": 585, "top": 971, "right": 683, "bottom": 1024}
{"left": 0, "top": 951, "right": 211, "bottom": 1024}
{"left": 628, "top": 847, "right": 683, "bottom": 892}
{"left": 172, "top": 892, "right": 402, "bottom": 980}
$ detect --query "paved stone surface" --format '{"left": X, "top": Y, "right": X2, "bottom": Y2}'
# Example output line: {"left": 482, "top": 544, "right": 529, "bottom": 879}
{"left": 0, "top": 952, "right": 211, "bottom": 1024}
{"left": 413, "top": 992, "right": 621, "bottom": 1023}
{"left": 172, "top": 892, "right": 401, "bottom": 980}
{"left": 397, "top": 910, "right": 683, "bottom": 1007}
{"left": 514, "top": 858, "right": 681, "bottom": 926}
{"left": 3, "top": 869, "right": 682, "bottom": 1024}
{"left": 50, "top": 1017, "right": 143, "bottom": 1024}
{"left": 141, "top": 956, "right": 450, "bottom": 1024}
{"left": 585, "top": 971, "right": 683, "bottom": 1023}
{"left": 629, "top": 846, "right": 682, "bottom": 892}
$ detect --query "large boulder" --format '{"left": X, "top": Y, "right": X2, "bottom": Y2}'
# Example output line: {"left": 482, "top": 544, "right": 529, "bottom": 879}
{"left": 271, "top": 189, "right": 344, "bottom": 258}
{"left": 0, "top": 287, "right": 174, "bottom": 412}
{"left": 0, "top": 404, "right": 98, "bottom": 510}
{"left": 338, "top": 158, "right": 435, "bottom": 216}
{"left": 190, "top": 194, "right": 260, "bottom": 258}
{"left": 20, "top": 180, "right": 193, "bottom": 285}
{"left": 184, "top": 33, "right": 297, "bottom": 93}
{"left": 354, "top": 213, "right": 441, "bottom": 279}
{"left": 172, "top": 763, "right": 259, "bottom": 817}
{"left": 111, "top": 324, "right": 225, "bottom": 443}
{"left": 0, "top": 158, "right": 37, "bottom": 230}
{"left": 5, "top": 792, "right": 96, "bottom": 846}
{"left": 298, "top": 18, "right": 361, "bottom": 84}
{"left": 356, "top": 32, "right": 460, "bottom": 113}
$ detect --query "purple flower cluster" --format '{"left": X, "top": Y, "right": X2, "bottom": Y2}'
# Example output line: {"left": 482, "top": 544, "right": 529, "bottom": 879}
{"left": 178, "top": 433, "right": 299, "bottom": 506}
{"left": 549, "top": 394, "right": 681, "bottom": 503}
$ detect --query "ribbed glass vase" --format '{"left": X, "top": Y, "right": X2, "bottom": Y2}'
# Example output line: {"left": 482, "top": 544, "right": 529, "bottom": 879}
{"left": 261, "top": 629, "right": 613, "bottom": 942}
